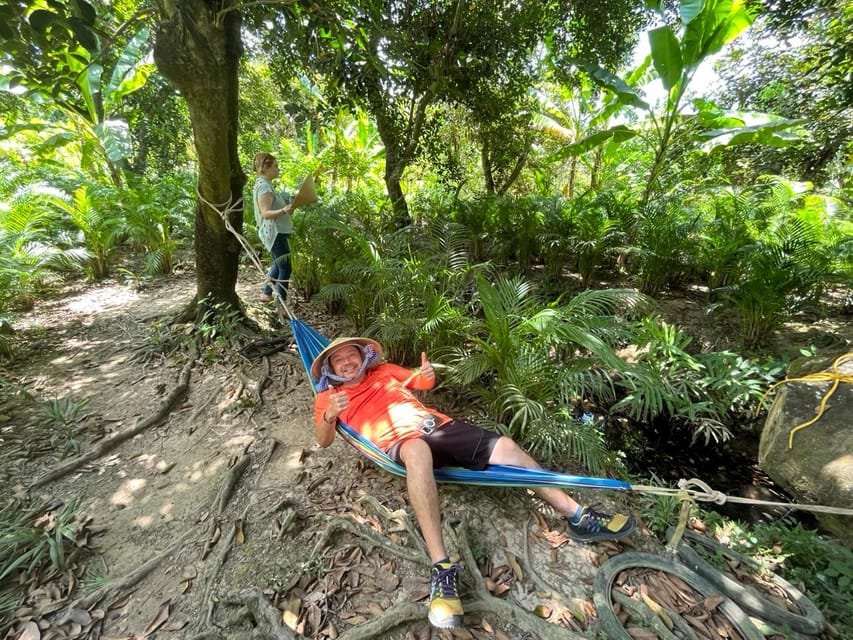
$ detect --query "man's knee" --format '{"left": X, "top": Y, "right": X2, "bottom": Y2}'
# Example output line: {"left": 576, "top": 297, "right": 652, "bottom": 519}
{"left": 491, "top": 436, "right": 537, "bottom": 467}
{"left": 399, "top": 437, "right": 432, "bottom": 467}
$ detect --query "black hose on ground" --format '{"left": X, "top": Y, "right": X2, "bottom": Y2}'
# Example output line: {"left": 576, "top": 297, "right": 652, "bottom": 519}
{"left": 668, "top": 527, "right": 826, "bottom": 635}
{"left": 593, "top": 552, "right": 765, "bottom": 640}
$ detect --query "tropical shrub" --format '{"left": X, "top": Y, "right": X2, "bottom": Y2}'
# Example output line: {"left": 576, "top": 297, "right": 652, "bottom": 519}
{"left": 718, "top": 178, "right": 847, "bottom": 346}
{"left": 121, "top": 173, "right": 194, "bottom": 276}
{"left": 46, "top": 184, "right": 127, "bottom": 280}
{"left": 631, "top": 199, "right": 702, "bottom": 295}
{"left": 0, "top": 186, "right": 55, "bottom": 311}
{"left": 444, "top": 274, "right": 650, "bottom": 468}
{"left": 568, "top": 191, "right": 629, "bottom": 286}
{"left": 613, "top": 317, "right": 783, "bottom": 444}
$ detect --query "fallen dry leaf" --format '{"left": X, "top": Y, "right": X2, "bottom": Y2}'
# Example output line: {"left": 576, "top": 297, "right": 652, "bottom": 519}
{"left": 626, "top": 626, "right": 657, "bottom": 640}
{"left": 281, "top": 595, "right": 302, "bottom": 630}
{"left": 505, "top": 552, "right": 523, "bottom": 582}
{"left": 703, "top": 594, "right": 724, "bottom": 611}
{"left": 533, "top": 604, "right": 552, "bottom": 619}
{"left": 234, "top": 518, "right": 245, "bottom": 544}
{"left": 141, "top": 600, "right": 170, "bottom": 637}
{"left": 18, "top": 621, "right": 40, "bottom": 640}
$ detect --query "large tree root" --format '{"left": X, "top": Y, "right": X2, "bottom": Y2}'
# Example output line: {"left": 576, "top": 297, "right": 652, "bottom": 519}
{"left": 71, "top": 527, "right": 196, "bottom": 611}
{"left": 319, "top": 515, "right": 586, "bottom": 640}
{"left": 454, "top": 519, "right": 586, "bottom": 640}
{"left": 221, "top": 587, "right": 305, "bottom": 640}
{"left": 202, "top": 502, "right": 252, "bottom": 627}
{"left": 336, "top": 602, "right": 426, "bottom": 640}
{"left": 213, "top": 453, "right": 252, "bottom": 514}
{"left": 30, "top": 351, "right": 196, "bottom": 489}
{"left": 200, "top": 442, "right": 279, "bottom": 628}
{"left": 310, "top": 515, "right": 427, "bottom": 565}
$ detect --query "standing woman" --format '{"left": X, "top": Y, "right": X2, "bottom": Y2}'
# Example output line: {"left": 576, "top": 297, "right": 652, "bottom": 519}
{"left": 253, "top": 152, "right": 294, "bottom": 302}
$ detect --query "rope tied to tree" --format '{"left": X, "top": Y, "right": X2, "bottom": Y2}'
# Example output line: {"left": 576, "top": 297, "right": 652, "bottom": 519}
{"left": 196, "top": 187, "right": 292, "bottom": 316}
{"left": 757, "top": 352, "right": 853, "bottom": 449}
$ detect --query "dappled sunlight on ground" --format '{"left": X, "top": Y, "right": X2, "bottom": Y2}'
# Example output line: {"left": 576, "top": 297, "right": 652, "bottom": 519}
{"left": 111, "top": 477, "right": 149, "bottom": 507}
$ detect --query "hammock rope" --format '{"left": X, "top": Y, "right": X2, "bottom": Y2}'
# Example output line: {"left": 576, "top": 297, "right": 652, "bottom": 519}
{"left": 206, "top": 193, "right": 853, "bottom": 519}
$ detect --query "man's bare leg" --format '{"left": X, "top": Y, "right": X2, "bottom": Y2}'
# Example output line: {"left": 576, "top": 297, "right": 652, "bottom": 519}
{"left": 489, "top": 436, "right": 580, "bottom": 517}
{"left": 398, "top": 437, "right": 448, "bottom": 562}
{"left": 489, "top": 435, "right": 634, "bottom": 541}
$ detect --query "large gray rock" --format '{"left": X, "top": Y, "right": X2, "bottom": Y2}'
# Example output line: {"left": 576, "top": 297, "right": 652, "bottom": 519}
{"left": 758, "top": 352, "right": 853, "bottom": 548}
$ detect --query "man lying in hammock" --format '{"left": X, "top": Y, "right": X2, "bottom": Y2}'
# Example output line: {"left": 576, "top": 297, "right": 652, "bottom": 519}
{"left": 311, "top": 336, "right": 635, "bottom": 630}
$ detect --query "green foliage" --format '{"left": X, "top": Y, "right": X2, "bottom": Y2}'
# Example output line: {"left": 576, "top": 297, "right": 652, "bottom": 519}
{"left": 631, "top": 200, "right": 701, "bottom": 296}
{"left": 717, "top": 177, "right": 846, "bottom": 346}
{"left": 2, "top": 16, "right": 153, "bottom": 186}
{"left": 47, "top": 184, "right": 126, "bottom": 280}
{"left": 695, "top": 187, "right": 755, "bottom": 290}
{"left": 633, "top": 476, "right": 684, "bottom": 536}
{"left": 569, "top": 194, "right": 628, "bottom": 287}
{"left": 445, "top": 275, "right": 648, "bottom": 455}
{"left": 731, "top": 521, "right": 853, "bottom": 633}
{"left": 0, "top": 183, "right": 55, "bottom": 311}
{"left": 196, "top": 295, "right": 243, "bottom": 360}
{"left": 614, "top": 317, "right": 782, "bottom": 444}
{"left": 121, "top": 173, "right": 194, "bottom": 276}
{"left": 39, "top": 396, "right": 89, "bottom": 459}
{"left": 0, "top": 499, "right": 83, "bottom": 613}
{"left": 506, "top": 409, "right": 616, "bottom": 475}
{"left": 364, "top": 220, "right": 480, "bottom": 364}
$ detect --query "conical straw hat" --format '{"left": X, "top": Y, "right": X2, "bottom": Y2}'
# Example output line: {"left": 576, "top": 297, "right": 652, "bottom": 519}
{"left": 291, "top": 173, "right": 317, "bottom": 209}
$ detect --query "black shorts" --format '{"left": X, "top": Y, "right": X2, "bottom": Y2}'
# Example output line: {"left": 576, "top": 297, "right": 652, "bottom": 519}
{"left": 387, "top": 419, "right": 502, "bottom": 471}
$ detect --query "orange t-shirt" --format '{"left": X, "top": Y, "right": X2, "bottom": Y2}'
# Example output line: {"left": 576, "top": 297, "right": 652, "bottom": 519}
{"left": 314, "top": 363, "right": 451, "bottom": 452}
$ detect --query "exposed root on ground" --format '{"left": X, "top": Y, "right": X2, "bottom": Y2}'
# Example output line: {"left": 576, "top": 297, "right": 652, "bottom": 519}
{"left": 222, "top": 587, "right": 304, "bottom": 640}
{"left": 72, "top": 527, "right": 196, "bottom": 611}
{"left": 30, "top": 349, "right": 197, "bottom": 489}
{"left": 336, "top": 602, "right": 425, "bottom": 640}
{"left": 202, "top": 502, "right": 252, "bottom": 627}
{"left": 310, "top": 515, "right": 427, "bottom": 566}
{"left": 213, "top": 453, "right": 252, "bottom": 515}
{"left": 454, "top": 519, "right": 586, "bottom": 640}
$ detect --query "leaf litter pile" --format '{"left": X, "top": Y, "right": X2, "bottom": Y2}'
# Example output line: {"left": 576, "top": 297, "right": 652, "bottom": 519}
{"left": 610, "top": 567, "right": 745, "bottom": 640}
{"left": 693, "top": 541, "right": 804, "bottom": 617}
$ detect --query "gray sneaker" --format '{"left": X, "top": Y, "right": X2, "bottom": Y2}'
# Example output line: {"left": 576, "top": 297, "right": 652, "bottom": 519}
{"left": 566, "top": 505, "right": 635, "bottom": 542}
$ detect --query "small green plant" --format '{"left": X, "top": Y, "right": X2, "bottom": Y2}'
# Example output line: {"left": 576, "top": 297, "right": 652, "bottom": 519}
{"left": 0, "top": 499, "right": 82, "bottom": 583}
{"left": 634, "top": 476, "right": 682, "bottom": 536}
{"left": 40, "top": 397, "right": 89, "bottom": 458}
{"left": 734, "top": 522, "right": 853, "bottom": 631}
{"left": 142, "top": 321, "right": 180, "bottom": 356}
{"left": 196, "top": 297, "right": 242, "bottom": 345}
{"left": 80, "top": 565, "right": 110, "bottom": 593}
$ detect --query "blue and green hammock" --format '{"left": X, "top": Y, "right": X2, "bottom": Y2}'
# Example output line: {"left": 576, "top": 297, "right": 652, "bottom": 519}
{"left": 290, "top": 314, "right": 631, "bottom": 493}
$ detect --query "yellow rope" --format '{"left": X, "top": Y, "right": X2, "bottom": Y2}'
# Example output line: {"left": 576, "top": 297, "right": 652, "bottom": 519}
{"left": 665, "top": 489, "right": 694, "bottom": 554}
{"left": 757, "top": 352, "right": 853, "bottom": 449}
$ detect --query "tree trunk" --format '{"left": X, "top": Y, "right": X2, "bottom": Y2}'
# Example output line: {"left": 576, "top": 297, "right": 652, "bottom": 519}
{"left": 482, "top": 137, "right": 495, "bottom": 194}
{"left": 384, "top": 146, "right": 411, "bottom": 228}
{"left": 152, "top": 0, "right": 245, "bottom": 319}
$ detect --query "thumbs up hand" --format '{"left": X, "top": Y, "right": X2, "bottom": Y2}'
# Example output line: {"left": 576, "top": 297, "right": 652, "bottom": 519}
{"left": 420, "top": 352, "right": 435, "bottom": 381}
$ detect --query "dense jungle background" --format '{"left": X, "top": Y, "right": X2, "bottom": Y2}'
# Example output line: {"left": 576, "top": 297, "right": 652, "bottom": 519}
{"left": 1, "top": 0, "right": 852, "bottom": 638}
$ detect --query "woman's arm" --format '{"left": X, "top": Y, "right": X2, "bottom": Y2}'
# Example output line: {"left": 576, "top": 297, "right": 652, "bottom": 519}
{"left": 257, "top": 191, "right": 293, "bottom": 220}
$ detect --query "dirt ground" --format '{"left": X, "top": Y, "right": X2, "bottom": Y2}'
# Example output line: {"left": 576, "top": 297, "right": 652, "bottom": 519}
{"left": 4, "top": 261, "right": 852, "bottom": 640}
{"left": 2, "top": 265, "right": 667, "bottom": 640}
